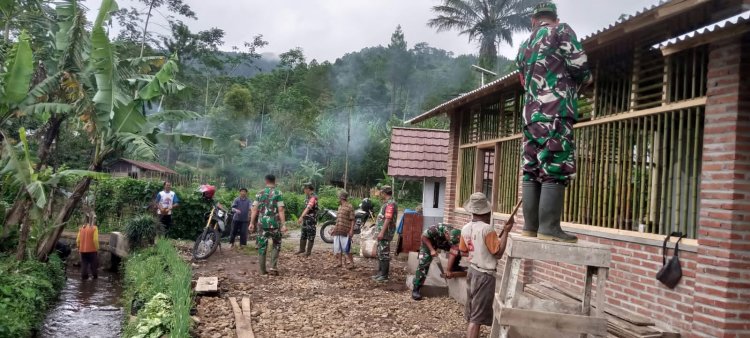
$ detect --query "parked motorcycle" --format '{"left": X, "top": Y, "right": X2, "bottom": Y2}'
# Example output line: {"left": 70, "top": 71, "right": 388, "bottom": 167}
{"left": 319, "top": 198, "right": 375, "bottom": 243}
{"left": 192, "top": 185, "right": 233, "bottom": 260}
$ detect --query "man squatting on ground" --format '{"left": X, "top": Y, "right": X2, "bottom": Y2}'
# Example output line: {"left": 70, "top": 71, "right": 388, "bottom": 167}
{"left": 250, "top": 174, "right": 287, "bottom": 276}
{"left": 411, "top": 223, "right": 463, "bottom": 300}
{"left": 76, "top": 219, "right": 99, "bottom": 280}
{"left": 458, "top": 193, "right": 515, "bottom": 338}
{"left": 296, "top": 183, "right": 319, "bottom": 256}
{"left": 230, "top": 187, "right": 251, "bottom": 247}
{"left": 155, "top": 181, "right": 179, "bottom": 231}
{"left": 372, "top": 185, "right": 398, "bottom": 282}
{"left": 331, "top": 190, "right": 355, "bottom": 268}
{"left": 515, "top": 2, "right": 592, "bottom": 243}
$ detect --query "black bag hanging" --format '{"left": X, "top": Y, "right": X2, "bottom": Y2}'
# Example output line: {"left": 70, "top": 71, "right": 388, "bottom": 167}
{"left": 656, "top": 231, "right": 685, "bottom": 289}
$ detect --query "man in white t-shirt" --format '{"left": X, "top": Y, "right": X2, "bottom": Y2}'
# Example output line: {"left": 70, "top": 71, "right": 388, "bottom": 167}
{"left": 156, "top": 182, "right": 179, "bottom": 231}
{"left": 456, "top": 192, "right": 514, "bottom": 338}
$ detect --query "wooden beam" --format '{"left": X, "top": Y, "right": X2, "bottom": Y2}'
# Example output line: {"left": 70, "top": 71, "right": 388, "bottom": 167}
{"left": 497, "top": 308, "right": 608, "bottom": 336}
{"left": 229, "top": 297, "right": 255, "bottom": 338}
{"left": 508, "top": 235, "right": 612, "bottom": 268}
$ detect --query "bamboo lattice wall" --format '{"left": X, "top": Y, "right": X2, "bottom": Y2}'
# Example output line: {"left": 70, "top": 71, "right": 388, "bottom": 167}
{"left": 453, "top": 43, "right": 707, "bottom": 238}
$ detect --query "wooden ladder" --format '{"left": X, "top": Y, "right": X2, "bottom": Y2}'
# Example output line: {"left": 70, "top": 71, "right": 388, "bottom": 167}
{"left": 490, "top": 234, "right": 612, "bottom": 338}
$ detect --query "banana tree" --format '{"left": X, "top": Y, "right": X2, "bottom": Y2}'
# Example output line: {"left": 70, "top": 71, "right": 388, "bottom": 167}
{"left": 0, "top": 127, "right": 104, "bottom": 259}
{"left": 36, "top": 0, "right": 212, "bottom": 259}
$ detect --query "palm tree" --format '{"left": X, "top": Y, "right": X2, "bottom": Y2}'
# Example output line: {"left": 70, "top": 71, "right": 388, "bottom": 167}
{"left": 428, "top": 0, "right": 542, "bottom": 72}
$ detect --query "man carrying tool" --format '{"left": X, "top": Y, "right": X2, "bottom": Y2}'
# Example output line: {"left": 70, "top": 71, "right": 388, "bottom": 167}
{"left": 250, "top": 174, "right": 287, "bottom": 276}
{"left": 411, "top": 223, "right": 463, "bottom": 300}
{"left": 372, "top": 185, "right": 397, "bottom": 282}
{"left": 515, "top": 2, "right": 592, "bottom": 243}
{"left": 296, "top": 183, "right": 318, "bottom": 257}
{"left": 458, "top": 193, "right": 515, "bottom": 338}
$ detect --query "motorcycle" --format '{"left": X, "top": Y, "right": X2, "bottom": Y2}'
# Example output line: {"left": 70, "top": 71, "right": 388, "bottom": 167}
{"left": 319, "top": 198, "right": 375, "bottom": 243}
{"left": 192, "top": 200, "right": 233, "bottom": 260}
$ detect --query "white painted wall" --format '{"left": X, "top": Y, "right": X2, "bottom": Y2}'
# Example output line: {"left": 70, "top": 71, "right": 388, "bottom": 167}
{"left": 422, "top": 178, "right": 446, "bottom": 218}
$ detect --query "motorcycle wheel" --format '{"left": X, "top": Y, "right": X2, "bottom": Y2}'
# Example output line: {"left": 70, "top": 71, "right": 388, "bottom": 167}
{"left": 192, "top": 227, "right": 220, "bottom": 260}
{"left": 319, "top": 220, "right": 335, "bottom": 244}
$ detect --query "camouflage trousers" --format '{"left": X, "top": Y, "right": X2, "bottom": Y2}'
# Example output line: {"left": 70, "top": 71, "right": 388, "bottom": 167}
{"left": 301, "top": 218, "right": 317, "bottom": 241}
{"left": 522, "top": 118, "right": 576, "bottom": 185}
{"left": 413, "top": 245, "right": 463, "bottom": 288}
{"left": 257, "top": 228, "right": 282, "bottom": 256}
{"left": 377, "top": 239, "right": 392, "bottom": 262}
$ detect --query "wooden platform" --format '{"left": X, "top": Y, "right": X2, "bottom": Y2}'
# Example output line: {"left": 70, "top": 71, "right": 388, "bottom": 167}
{"left": 491, "top": 235, "right": 611, "bottom": 338}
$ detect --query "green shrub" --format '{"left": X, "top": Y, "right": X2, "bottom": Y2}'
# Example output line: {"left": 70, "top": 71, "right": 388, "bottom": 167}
{"left": 122, "top": 239, "right": 192, "bottom": 338}
{"left": 0, "top": 254, "right": 65, "bottom": 338}
{"left": 124, "top": 215, "right": 159, "bottom": 249}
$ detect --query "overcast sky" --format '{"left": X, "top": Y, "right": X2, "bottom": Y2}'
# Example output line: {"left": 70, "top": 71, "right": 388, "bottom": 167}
{"left": 84, "top": 0, "right": 660, "bottom": 61}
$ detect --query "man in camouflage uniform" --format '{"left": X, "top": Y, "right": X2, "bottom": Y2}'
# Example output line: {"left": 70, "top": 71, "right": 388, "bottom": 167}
{"left": 515, "top": 2, "right": 592, "bottom": 243}
{"left": 295, "top": 183, "right": 318, "bottom": 257}
{"left": 250, "top": 174, "right": 287, "bottom": 275}
{"left": 411, "top": 223, "right": 462, "bottom": 300}
{"left": 372, "top": 185, "right": 397, "bottom": 282}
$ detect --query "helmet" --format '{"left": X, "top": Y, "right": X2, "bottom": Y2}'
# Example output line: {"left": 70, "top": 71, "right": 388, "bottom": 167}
{"left": 359, "top": 198, "right": 373, "bottom": 213}
{"left": 450, "top": 229, "right": 461, "bottom": 245}
{"left": 198, "top": 184, "right": 216, "bottom": 200}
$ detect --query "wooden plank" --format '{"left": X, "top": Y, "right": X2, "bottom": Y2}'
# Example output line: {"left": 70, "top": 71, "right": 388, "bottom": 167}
{"left": 195, "top": 277, "right": 218, "bottom": 294}
{"left": 582, "top": 266, "right": 595, "bottom": 316}
{"left": 497, "top": 307, "right": 608, "bottom": 336}
{"left": 240, "top": 297, "right": 255, "bottom": 338}
{"left": 508, "top": 235, "right": 611, "bottom": 268}
{"left": 229, "top": 297, "right": 254, "bottom": 338}
{"left": 594, "top": 268, "right": 609, "bottom": 318}
{"left": 515, "top": 293, "right": 581, "bottom": 315}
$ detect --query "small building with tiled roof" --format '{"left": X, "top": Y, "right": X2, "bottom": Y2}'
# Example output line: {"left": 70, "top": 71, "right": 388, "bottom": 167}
{"left": 107, "top": 158, "right": 177, "bottom": 179}
{"left": 388, "top": 127, "right": 449, "bottom": 228}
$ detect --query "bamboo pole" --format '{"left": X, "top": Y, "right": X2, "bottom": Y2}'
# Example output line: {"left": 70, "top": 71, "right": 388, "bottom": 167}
{"left": 644, "top": 115, "right": 655, "bottom": 232}
{"left": 689, "top": 108, "right": 701, "bottom": 238}
{"left": 658, "top": 112, "right": 669, "bottom": 234}
{"left": 675, "top": 109, "right": 686, "bottom": 234}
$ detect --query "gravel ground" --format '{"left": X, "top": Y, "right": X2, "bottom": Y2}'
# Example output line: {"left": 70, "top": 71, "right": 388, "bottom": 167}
{"left": 179, "top": 233, "right": 489, "bottom": 338}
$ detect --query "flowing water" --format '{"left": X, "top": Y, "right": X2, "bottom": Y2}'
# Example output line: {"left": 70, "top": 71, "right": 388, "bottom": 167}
{"left": 39, "top": 267, "right": 124, "bottom": 338}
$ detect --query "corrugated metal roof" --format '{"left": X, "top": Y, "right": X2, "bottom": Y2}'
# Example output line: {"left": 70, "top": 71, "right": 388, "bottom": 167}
{"left": 408, "top": 0, "right": 744, "bottom": 124}
{"left": 388, "top": 127, "right": 449, "bottom": 179}
{"left": 657, "top": 11, "right": 750, "bottom": 51}
{"left": 118, "top": 158, "right": 178, "bottom": 175}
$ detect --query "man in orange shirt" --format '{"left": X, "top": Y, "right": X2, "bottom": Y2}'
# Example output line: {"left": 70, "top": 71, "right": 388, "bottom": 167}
{"left": 76, "top": 222, "right": 100, "bottom": 280}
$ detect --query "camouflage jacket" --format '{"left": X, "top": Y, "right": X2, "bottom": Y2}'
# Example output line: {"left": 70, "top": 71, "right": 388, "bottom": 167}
{"left": 254, "top": 186, "right": 284, "bottom": 229}
{"left": 376, "top": 198, "right": 398, "bottom": 239}
{"left": 515, "top": 22, "right": 591, "bottom": 125}
{"left": 422, "top": 223, "right": 456, "bottom": 251}
{"left": 303, "top": 193, "right": 319, "bottom": 220}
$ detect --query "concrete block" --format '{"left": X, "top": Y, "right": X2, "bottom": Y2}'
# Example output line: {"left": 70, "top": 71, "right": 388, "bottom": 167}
{"left": 447, "top": 274, "right": 468, "bottom": 305}
{"left": 406, "top": 275, "right": 448, "bottom": 297}
{"left": 406, "top": 251, "right": 448, "bottom": 287}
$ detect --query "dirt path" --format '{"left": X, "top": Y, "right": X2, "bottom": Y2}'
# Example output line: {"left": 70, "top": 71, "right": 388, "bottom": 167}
{"left": 182, "top": 237, "right": 479, "bottom": 338}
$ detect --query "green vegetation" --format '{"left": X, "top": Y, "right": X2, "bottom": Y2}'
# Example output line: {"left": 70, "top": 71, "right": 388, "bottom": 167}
{"left": 0, "top": 254, "right": 65, "bottom": 337}
{"left": 124, "top": 215, "right": 159, "bottom": 249}
{"left": 122, "top": 239, "right": 192, "bottom": 338}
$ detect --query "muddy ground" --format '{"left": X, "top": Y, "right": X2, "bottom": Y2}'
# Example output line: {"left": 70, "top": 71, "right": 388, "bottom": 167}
{"left": 179, "top": 234, "right": 488, "bottom": 338}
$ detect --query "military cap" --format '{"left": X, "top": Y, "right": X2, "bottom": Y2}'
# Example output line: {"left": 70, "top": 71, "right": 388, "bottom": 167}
{"left": 534, "top": 2, "right": 557, "bottom": 16}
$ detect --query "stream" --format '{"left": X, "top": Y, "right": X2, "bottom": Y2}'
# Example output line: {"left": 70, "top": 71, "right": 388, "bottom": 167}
{"left": 39, "top": 267, "right": 124, "bottom": 338}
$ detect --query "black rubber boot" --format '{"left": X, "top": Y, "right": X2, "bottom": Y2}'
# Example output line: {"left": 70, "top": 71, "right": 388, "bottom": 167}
{"left": 522, "top": 181, "right": 541, "bottom": 237}
{"left": 371, "top": 261, "right": 383, "bottom": 280}
{"left": 412, "top": 286, "right": 423, "bottom": 300}
{"left": 259, "top": 253, "right": 268, "bottom": 275}
{"left": 269, "top": 247, "right": 280, "bottom": 275}
{"left": 295, "top": 239, "right": 306, "bottom": 255}
{"left": 305, "top": 240, "right": 314, "bottom": 257}
{"left": 376, "top": 261, "right": 390, "bottom": 282}
{"left": 538, "top": 183, "right": 578, "bottom": 243}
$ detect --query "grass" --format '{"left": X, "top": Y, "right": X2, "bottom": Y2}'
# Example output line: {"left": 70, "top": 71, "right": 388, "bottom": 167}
{"left": 0, "top": 254, "right": 65, "bottom": 338}
{"left": 122, "top": 239, "right": 192, "bottom": 338}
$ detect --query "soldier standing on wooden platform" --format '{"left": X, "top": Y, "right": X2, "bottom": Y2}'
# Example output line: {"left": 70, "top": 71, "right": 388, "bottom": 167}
{"left": 411, "top": 223, "right": 462, "bottom": 301}
{"left": 515, "top": 2, "right": 592, "bottom": 243}
{"left": 250, "top": 174, "right": 287, "bottom": 276}
{"left": 459, "top": 193, "right": 514, "bottom": 338}
{"left": 296, "top": 183, "right": 319, "bottom": 257}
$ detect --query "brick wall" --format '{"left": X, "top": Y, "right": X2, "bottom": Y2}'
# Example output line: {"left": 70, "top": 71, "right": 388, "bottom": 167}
{"left": 690, "top": 33, "right": 750, "bottom": 338}
{"left": 440, "top": 34, "right": 750, "bottom": 337}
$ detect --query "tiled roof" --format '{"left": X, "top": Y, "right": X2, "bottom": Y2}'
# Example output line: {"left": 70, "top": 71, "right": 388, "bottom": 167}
{"left": 118, "top": 158, "right": 178, "bottom": 174}
{"left": 388, "top": 127, "right": 449, "bottom": 179}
